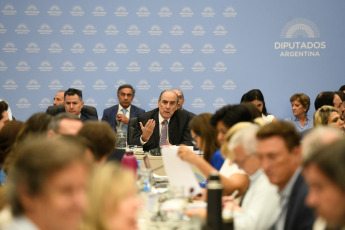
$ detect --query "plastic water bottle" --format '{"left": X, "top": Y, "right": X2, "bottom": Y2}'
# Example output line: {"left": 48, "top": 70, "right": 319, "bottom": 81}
{"left": 204, "top": 171, "right": 223, "bottom": 230}
{"left": 121, "top": 148, "right": 138, "bottom": 173}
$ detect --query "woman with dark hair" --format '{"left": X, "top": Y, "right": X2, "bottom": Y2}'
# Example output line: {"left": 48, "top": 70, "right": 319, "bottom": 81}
{"left": 241, "top": 89, "right": 277, "bottom": 123}
{"left": 286, "top": 93, "right": 313, "bottom": 132}
{"left": 189, "top": 113, "right": 223, "bottom": 170}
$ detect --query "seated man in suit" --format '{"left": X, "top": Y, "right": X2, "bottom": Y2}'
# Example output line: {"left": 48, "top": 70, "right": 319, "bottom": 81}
{"left": 101, "top": 84, "right": 145, "bottom": 132}
{"left": 172, "top": 88, "right": 196, "bottom": 119}
{"left": 303, "top": 139, "right": 345, "bottom": 230}
{"left": 132, "top": 90, "right": 193, "bottom": 152}
{"left": 64, "top": 88, "right": 98, "bottom": 122}
{"left": 53, "top": 90, "right": 65, "bottom": 106}
{"left": 256, "top": 121, "right": 315, "bottom": 230}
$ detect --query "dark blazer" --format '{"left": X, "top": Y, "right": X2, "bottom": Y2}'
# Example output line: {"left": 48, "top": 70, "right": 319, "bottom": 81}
{"left": 132, "top": 108, "right": 193, "bottom": 151}
{"left": 80, "top": 112, "right": 98, "bottom": 123}
{"left": 101, "top": 104, "right": 145, "bottom": 132}
{"left": 284, "top": 172, "right": 315, "bottom": 230}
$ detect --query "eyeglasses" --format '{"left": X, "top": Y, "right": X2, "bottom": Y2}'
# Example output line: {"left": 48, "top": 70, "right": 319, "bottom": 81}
{"left": 191, "top": 133, "right": 199, "bottom": 146}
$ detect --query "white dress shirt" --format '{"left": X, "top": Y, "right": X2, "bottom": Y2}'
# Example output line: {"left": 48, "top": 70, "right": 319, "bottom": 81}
{"left": 233, "top": 169, "right": 280, "bottom": 230}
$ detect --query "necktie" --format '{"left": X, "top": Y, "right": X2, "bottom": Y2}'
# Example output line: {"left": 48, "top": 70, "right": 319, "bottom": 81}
{"left": 160, "top": 120, "right": 168, "bottom": 146}
{"left": 121, "top": 108, "right": 128, "bottom": 133}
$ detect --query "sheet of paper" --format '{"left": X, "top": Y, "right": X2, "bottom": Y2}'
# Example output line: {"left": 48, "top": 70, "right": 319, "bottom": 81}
{"left": 161, "top": 146, "right": 202, "bottom": 197}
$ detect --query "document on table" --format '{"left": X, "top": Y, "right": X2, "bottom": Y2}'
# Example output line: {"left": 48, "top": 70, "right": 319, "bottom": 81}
{"left": 161, "top": 146, "right": 202, "bottom": 197}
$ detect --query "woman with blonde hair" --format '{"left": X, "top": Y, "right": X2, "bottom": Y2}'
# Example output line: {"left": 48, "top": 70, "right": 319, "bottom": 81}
{"left": 313, "top": 105, "right": 344, "bottom": 133}
{"left": 80, "top": 163, "right": 139, "bottom": 230}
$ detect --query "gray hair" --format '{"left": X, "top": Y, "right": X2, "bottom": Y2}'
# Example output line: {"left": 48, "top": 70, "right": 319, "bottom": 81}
{"left": 228, "top": 124, "right": 259, "bottom": 157}
{"left": 302, "top": 126, "right": 343, "bottom": 160}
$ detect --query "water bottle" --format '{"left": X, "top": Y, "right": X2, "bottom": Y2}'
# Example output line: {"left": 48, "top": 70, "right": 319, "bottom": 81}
{"left": 204, "top": 171, "right": 223, "bottom": 230}
{"left": 121, "top": 148, "right": 138, "bottom": 173}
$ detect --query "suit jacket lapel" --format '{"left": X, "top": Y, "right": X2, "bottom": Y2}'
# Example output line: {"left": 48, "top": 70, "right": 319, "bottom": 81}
{"left": 111, "top": 105, "right": 118, "bottom": 130}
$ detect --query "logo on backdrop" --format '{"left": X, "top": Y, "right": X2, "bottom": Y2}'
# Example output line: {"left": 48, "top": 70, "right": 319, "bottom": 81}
{"left": 70, "top": 6, "right": 85, "bottom": 16}
{"left": 48, "top": 80, "right": 63, "bottom": 90}
{"left": 70, "top": 43, "right": 85, "bottom": 53}
{"left": 213, "top": 62, "right": 227, "bottom": 72}
{"left": 38, "top": 61, "right": 53, "bottom": 71}
{"left": 132, "top": 98, "right": 142, "bottom": 107}
{"left": 201, "top": 80, "right": 215, "bottom": 90}
{"left": 3, "top": 79, "right": 18, "bottom": 90}
{"left": 136, "top": 80, "right": 151, "bottom": 90}
{"left": 127, "top": 25, "right": 141, "bottom": 36}
{"left": 191, "top": 98, "right": 206, "bottom": 109}
{"left": 61, "top": 61, "right": 76, "bottom": 72}
{"left": 136, "top": 43, "right": 151, "bottom": 54}
{"left": 3, "top": 42, "right": 17, "bottom": 53}
{"left": 180, "top": 7, "right": 194, "bottom": 17}
{"left": 60, "top": 24, "right": 75, "bottom": 35}
{"left": 158, "top": 7, "right": 172, "bottom": 17}
{"left": 16, "top": 61, "right": 31, "bottom": 71}
{"left": 274, "top": 18, "right": 326, "bottom": 57}
{"left": 180, "top": 44, "right": 194, "bottom": 54}
{"left": 192, "top": 25, "right": 206, "bottom": 36}
{"left": 15, "top": 24, "right": 30, "bottom": 35}
{"left": 114, "top": 43, "right": 129, "bottom": 54}
{"left": 26, "top": 42, "right": 40, "bottom": 53}
{"left": 105, "top": 98, "right": 117, "bottom": 108}
{"left": 158, "top": 43, "right": 172, "bottom": 54}
{"left": 136, "top": 7, "right": 150, "bottom": 17}
{"left": 93, "top": 43, "right": 107, "bottom": 53}
{"left": 127, "top": 62, "right": 141, "bottom": 72}
{"left": 223, "top": 7, "right": 237, "bottom": 18}
{"left": 92, "top": 6, "right": 107, "bottom": 16}
{"left": 105, "top": 25, "right": 119, "bottom": 35}
{"left": 25, "top": 5, "right": 40, "bottom": 16}
{"left": 0, "top": 61, "right": 8, "bottom": 71}
{"left": 48, "top": 43, "right": 63, "bottom": 53}
{"left": 213, "top": 98, "right": 227, "bottom": 108}
{"left": 222, "top": 80, "right": 237, "bottom": 90}
{"left": 114, "top": 80, "right": 127, "bottom": 89}
{"left": 170, "top": 25, "right": 184, "bottom": 36}
{"left": 149, "top": 62, "right": 163, "bottom": 72}
{"left": 170, "top": 62, "right": 184, "bottom": 72}
{"left": 191, "top": 62, "right": 206, "bottom": 72}
{"left": 0, "top": 24, "right": 7, "bottom": 34}
{"left": 39, "top": 98, "right": 51, "bottom": 109}
{"left": 180, "top": 80, "right": 194, "bottom": 90}
{"left": 37, "top": 24, "right": 53, "bottom": 35}
{"left": 223, "top": 43, "right": 237, "bottom": 54}
{"left": 148, "top": 25, "right": 163, "bottom": 36}
{"left": 105, "top": 61, "right": 119, "bottom": 72}
{"left": 158, "top": 80, "right": 172, "bottom": 90}
{"left": 202, "top": 7, "right": 215, "bottom": 18}
{"left": 47, "top": 5, "right": 62, "bottom": 16}
{"left": 83, "top": 24, "right": 97, "bottom": 35}
{"left": 2, "top": 4, "right": 17, "bottom": 15}
{"left": 85, "top": 98, "right": 97, "bottom": 107}
{"left": 149, "top": 97, "right": 159, "bottom": 109}
{"left": 26, "top": 80, "right": 40, "bottom": 90}
{"left": 16, "top": 98, "right": 31, "bottom": 109}
{"left": 93, "top": 80, "right": 107, "bottom": 90}
{"left": 70, "top": 79, "right": 85, "bottom": 90}
{"left": 213, "top": 25, "right": 227, "bottom": 36}
{"left": 83, "top": 61, "right": 97, "bottom": 71}
{"left": 201, "top": 43, "right": 215, "bottom": 54}
{"left": 114, "top": 6, "right": 128, "bottom": 17}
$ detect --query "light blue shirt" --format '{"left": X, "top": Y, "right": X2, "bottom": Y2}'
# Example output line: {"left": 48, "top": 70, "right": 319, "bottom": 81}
{"left": 285, "top": 116, "right": 313, "bottom": 132}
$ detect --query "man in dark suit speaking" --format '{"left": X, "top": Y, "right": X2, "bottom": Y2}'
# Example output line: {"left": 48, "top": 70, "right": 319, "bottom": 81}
{"left": 132, "top": 90, "right": 193, "bottom": 152}
{"left": 101, "top": 84, "right": 145, "bottom": 132}
{"left": 256, "top": 121, "right": 315, "bottom": 230}
{"left": 64, "top": 88, "right": 98, "bottom": 123}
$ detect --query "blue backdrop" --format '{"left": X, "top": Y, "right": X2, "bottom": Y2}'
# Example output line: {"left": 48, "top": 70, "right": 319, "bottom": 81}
{"left": 1, "top": 0, "right": 344, "bottom": 121}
